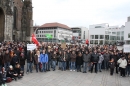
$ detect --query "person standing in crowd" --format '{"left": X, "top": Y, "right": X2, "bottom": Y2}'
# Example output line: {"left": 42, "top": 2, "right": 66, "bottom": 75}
{"left": 47, "top": 49, "right": 52, "bottom": 71}
{"left": 12, "top": 53, "right": 18, "bottom": 68}
{"left": 83, "top": 51, "right": 90, "bottom": 73}
{"left": 88, "top": 51, "right": 92, "bottom": 72}
{"left": 66, "top": 50, "right": 71, "bottom": 70}
{"left": 3, "top": 50, "right": 11, "bottom": 71}
{"left": 58, "top": 51, "right": 63, "bottom": 70}
{"left": 109, "top": 58, "right": 115, "bottom": 76}
{"left": 14, "top": 48, "right": 21, "bottom": 63}
{"left": 113, "top": 52, "right": 120, "bottom": 74}
{"left": 103, "top": 51, "right": 110, "bottom": 70}
{"left": 118, "top": 55, "right": 127, "bottom": 77}
{"left": 76, "top": 52, "right": 83, "bottom": 72}
{"left": 52, "top": 51, "right": 57, "bottom": 71}
{"left": 127, "top": 54, "right": 130, "bottom": 76}
{"left": 19, "top": 52, "right": 25, "bottom": 75}
{"left": 98, "top": 52, "right": 104, "bottom": 72}
{"left": 91, "top": 50, "right": 99, "bottom": 73}
{"left": 34, "top": 50, "right": 40, "bottom": 72}
{"left": 40, "top": 50, "right": 48, "bottom": 72}
{"left": 70, "top": 51, "right": 76, "bottom": 71}
{"left": 26, "top": 50, "right": 34, "bottom": 73}
{"left": 0, "top": 51, "right": 3, "bottom": 70}
{"left": 62, "top": 51, "right": 67, "bottom": 71}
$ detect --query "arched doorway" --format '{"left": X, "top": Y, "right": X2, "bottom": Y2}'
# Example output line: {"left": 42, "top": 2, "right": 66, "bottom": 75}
{"left": 0, "top": 8, "right": 5, "bottom": 42}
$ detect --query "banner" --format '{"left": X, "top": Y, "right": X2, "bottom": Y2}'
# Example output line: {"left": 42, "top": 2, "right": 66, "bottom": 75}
{"left": 123, "top": 45, "right": 130, "bottom": 52}
{"left": 27, "top": 44, "right": 37, "bottom": 50}
{"left": 61, "top": 42, "right": 66, "bottom": 49}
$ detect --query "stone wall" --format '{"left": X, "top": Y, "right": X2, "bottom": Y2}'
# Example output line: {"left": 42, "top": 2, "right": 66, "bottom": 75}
{"left": 4, "top": 15, "right": 13, "bottom": 41}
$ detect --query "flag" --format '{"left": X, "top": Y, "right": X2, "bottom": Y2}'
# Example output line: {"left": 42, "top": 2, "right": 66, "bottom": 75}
{"left": 31, "top": 33, "right": 39, "bottom": 46}
{"left": 86, "top": 39, "right": 89, "bottom": 44}
{"left": 45, "top": 34, "right": 53, "bottom": 39}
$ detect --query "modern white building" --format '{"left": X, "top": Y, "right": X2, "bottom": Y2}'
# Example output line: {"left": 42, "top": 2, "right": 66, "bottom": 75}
{"left": 89, "top": 23, "right": 124, "bottom": 45}
{"left": 124, "top": 17, "right": 130, "bottom": 44}
{"left": 35, "top": 22, "right": 72, "bottom": 43}
{"left": 71, "top": 27, "right": 89, "bottom": 43}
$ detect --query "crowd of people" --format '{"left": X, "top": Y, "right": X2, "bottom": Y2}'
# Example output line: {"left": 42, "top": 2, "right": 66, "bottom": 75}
{"left": 0, "top": 41, "right": 130, "bottom": 86}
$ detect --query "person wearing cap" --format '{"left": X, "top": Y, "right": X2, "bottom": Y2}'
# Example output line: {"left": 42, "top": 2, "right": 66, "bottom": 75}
{"left": 117, "top": 55, "right": 127, "bottom": 77}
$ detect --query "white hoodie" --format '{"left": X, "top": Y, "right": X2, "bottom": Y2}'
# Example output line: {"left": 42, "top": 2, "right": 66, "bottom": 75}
{"left": 117, "top": 58, "right": 127, "bottom": 68}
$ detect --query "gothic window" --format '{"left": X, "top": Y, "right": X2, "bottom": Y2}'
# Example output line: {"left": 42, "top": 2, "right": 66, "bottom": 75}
{"left": 13, "top": 7, "right": 18, "bottom": 30}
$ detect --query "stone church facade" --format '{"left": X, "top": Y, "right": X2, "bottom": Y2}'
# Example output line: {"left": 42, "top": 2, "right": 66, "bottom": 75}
{"left": 0, "top": 0, "right": 33, "bottom": 42}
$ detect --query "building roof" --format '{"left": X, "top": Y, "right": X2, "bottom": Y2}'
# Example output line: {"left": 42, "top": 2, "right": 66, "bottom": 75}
{"left": 40, "top": 22, "right": 71, "bottom": 30}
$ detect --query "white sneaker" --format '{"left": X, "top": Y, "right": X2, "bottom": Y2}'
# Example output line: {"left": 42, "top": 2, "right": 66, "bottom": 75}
{"left": 70, "top": 70, "right": 72, "bottom": 71}
{"left": 73, "top": 70, "right": 75, "bottom": 71}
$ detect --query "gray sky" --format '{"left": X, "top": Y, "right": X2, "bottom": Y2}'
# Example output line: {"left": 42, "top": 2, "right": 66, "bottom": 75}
{"left": 32, "top": 0, "right": 130, "bottom": 28}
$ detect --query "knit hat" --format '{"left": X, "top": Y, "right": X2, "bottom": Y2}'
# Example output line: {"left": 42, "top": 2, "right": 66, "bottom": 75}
{"left": 9, "top": 65, "right": 13, "bottom": 69}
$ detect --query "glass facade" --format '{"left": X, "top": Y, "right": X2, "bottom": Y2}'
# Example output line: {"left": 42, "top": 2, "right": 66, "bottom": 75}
{"left": 100, "top": 35, "right": 104, "bottom": 39}
{"left": 117, "top": 32, "right": 120, "bottom": 35}
{"left": 95, "top": 35, "right": 98, "bottom": 39}
{"left": 90, "top": 35, "right": 94, "bottom": 39}
{"left": 90, "top": 40, "right": 94, "bottom": 44}
{"left": 117, "top": 36, "right": 120, "bottom": 40}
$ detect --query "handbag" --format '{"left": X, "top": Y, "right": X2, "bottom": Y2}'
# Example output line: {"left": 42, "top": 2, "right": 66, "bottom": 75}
{"left": 6, "top": 77, "right": 12, "bottom": 83}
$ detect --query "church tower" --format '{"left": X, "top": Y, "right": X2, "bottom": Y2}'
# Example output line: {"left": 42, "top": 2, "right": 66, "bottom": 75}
{"left": 21, "top": 0, "right": 33, "bottom": 41}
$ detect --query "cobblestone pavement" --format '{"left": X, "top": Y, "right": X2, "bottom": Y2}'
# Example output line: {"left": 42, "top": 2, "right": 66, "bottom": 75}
{"left": 7, "top": 68, "right": 130, "bottom": 86}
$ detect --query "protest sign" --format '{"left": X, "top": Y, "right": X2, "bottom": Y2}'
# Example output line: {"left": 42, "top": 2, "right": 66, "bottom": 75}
{"left": 123, "top": 45, "right": 130, "bottom": 52}
{"left": 61, "top": 42, "right": 66, "bottom": 49}
{"left": 27, "top": 44, "right": 36, "bottom": 50}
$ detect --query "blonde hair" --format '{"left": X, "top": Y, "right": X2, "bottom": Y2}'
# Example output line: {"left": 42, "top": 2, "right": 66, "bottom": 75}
{"left": 36, "top": 50, "right": 40, "bottom": 55}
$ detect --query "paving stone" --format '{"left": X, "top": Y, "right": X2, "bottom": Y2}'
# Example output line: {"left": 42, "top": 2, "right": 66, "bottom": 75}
{"left": 6, "top": 68, "right": 130, "bottom": 86}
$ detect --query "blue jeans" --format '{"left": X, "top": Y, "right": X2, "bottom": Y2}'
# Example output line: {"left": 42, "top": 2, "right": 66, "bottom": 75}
{"left": 4, "top": 62, "right": 10, "bottom": 71}
{"left": 27, "top": 62, "right": 33, "bottom": 72}
{"left": 71, "top": 62, "right": 75, "bottom": 70}
{"left": 42, "top": 63, "right": 47, "bottom": 72}
{"left": 126, "top": 66, "right": 130, "bottom": 76}
{"left": 0, "top": 65, "right": 2, "bottom": 70}
{"left": 47, "top": 61, "right": 51, "bottom": 70}
{"left": 77, "top": 65, "right": 81, "bottom": 71}
{"left": 62, "top": 62, "right": 66, "bottom": 70}
{"left": 21, "top": 65, "right": 24, "bottom": 72}
{"left": 52, "top": 61, "right": 56, "bottom": 70}
{"left": 58, "top": 61, "right": 62, "bottom": 68}
{"left": 83, "top": 62, "right": 88, "bottom": 72}
{"left": 104, "top": 60, "right": 109, "bottom": 69}
{"left": 35, "top": 64, "right": 39, "bottom": 72}
{"left": 98, "top": 63, "right": 102, "bottom": 71}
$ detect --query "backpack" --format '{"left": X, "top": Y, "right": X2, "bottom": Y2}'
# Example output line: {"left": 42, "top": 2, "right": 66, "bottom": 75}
{"left": 6, "top": 77, "right": 12, "bottom": 83}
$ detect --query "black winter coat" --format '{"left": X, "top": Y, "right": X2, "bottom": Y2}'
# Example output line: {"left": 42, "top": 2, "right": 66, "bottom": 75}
{"left": 91, "top": 53, "right": 99, "bottom": 63}
{"left": 76, "top": 56, "right": 83, "bottom": 65}
{"left": 20, "top": 56, "right": 25, "bottom": 66}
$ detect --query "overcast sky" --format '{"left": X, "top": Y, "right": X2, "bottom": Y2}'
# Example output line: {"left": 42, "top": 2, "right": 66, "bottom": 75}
{"left": 32, "top": 0, "right": 130, "bottom": 28}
